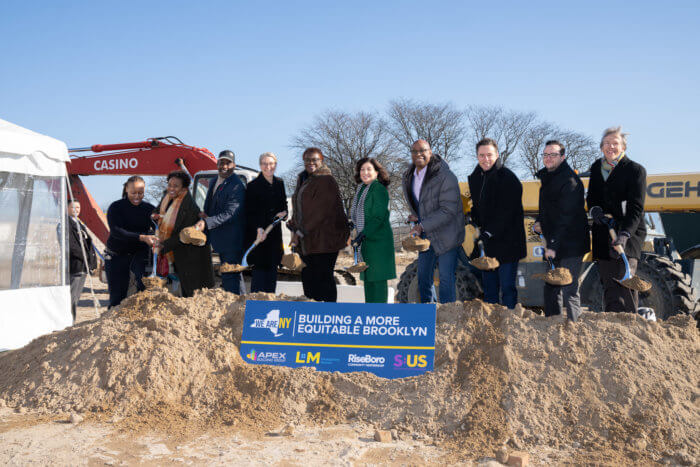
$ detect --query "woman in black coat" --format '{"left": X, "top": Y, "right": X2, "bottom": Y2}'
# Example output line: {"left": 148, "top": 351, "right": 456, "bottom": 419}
{"left": 244, "top": 152, "right": 287, "bottom": 293}
{"left": 156, "top": 171, "right": 214, "bottom": 297}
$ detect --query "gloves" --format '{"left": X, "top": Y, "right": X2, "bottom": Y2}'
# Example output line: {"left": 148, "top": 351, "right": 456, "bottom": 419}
{"left": 612, "top": 230, "right": 630, "bottom": 248}
{"left": 351, "top": 233, "right": 365, "bottom": 248}
{"left": 590, "top": 206, "right": 616, "bottom": 230}
{"left": 478, "top": 231, "right": 493, "bottom": 243}
{"left": 590, "top": 206, "right": 605, "bottom": 225}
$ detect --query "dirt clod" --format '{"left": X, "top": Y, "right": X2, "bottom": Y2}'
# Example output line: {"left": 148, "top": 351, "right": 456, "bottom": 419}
{"left": 179, "top": 227, "right": 207, "bottom": 246}
{"left": 401, "top": 236, "right": 430, "bottom": 252}
{"left": 220, "top": 263, "right": 248, "bottom": 273}
{"left": 544, "top": 267, "right": 573, "bottom": 286}
{"left": 471, "top": 256, "right": 500, "bottom": 271}
{"left": 619, "top": 275, "right": 652, "bottom": 292}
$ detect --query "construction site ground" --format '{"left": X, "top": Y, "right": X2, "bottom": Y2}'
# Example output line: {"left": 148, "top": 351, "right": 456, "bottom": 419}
{"left": 0, "top": 253, "right": 698, "bottom": 466}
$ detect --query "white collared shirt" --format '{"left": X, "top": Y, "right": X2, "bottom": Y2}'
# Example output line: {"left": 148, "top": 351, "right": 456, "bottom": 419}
{"left": 412, "top": 166, "right": 427, "bottom": 202}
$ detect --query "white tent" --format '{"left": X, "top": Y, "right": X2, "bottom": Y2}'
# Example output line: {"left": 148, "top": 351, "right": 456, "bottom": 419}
{"left": 0, "top": 118, "right": 71, "bottom": 350}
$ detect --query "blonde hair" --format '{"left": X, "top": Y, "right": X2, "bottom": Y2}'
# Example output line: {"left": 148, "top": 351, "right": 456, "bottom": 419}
{"left": 600, "top": 126, "right": 628, "bottom": 150}
{"left": 259, "top": 152, "right": 277, "bottom": 164}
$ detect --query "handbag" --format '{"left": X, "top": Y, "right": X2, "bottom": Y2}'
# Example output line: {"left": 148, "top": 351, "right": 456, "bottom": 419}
{"left": 156, "top": 254, "right": 169, "bottom": 277}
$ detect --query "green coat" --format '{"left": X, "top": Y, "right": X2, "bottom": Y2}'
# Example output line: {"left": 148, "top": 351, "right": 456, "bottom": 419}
{"left": 355, "top": 181, "right": 396, "bottom": 282}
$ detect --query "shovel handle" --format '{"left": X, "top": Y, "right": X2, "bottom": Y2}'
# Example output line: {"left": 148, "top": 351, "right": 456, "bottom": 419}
{"left": 477, "top": 240, "right": 485, "bottom": 258}
{"left": 608, "top": 228, "right": 625, "bottom": 255}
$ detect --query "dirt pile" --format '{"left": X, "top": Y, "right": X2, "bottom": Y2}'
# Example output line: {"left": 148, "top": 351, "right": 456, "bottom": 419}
{"left": 0, "top": 289, "right": 697, "bottom": 464}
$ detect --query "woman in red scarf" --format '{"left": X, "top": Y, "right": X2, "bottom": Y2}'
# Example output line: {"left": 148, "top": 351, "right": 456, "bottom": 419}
{"left": 155, "top": 171, "right": 214, "bottom": 297}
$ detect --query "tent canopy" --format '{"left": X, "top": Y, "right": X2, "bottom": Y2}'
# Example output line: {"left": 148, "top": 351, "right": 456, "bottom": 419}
{"left": 0, "top": 118, "right": 69, "bottom": 177}
{"left": 0, "top": 118, "right": 71, "bottom": 350}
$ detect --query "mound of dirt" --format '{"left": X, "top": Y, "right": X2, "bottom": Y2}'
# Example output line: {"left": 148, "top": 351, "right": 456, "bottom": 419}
{"left": 0, "top": 290, "right": 697, "bottom": 464}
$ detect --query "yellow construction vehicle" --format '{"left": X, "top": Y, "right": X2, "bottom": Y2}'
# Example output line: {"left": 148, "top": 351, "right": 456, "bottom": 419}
{"left": 397, "top": 172, "right": 700, "bottom": 320}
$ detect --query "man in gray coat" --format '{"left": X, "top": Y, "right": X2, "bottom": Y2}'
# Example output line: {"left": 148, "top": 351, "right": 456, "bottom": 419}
{"left": 402, "top": 139, "right": 465, "bottom": 303}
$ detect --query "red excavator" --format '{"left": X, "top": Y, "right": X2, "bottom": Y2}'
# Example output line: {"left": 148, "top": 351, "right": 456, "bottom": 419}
{"left": 66, "top": 136, "right": 222, "bottom": 244}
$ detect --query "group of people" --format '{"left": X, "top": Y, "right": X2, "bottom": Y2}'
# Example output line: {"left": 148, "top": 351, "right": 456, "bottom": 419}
{"left": 68, "top": 126, "right": 646, "bottom": 323}
{"left": 465, "top": 126, "right": 646, "bottom": 321}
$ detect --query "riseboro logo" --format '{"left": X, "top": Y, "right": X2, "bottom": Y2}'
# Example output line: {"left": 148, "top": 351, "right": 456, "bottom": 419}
{"left": 249, "top": 309, "right": 291, "bottom": 337}
{"left": 347, "top": 353, "right": 386, "bottom": 368}
{"left": 246, "top": 349, "right": 286, "bottom": 363}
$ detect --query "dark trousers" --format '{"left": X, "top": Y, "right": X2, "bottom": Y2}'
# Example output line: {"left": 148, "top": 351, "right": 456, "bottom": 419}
{"left": 105, "top": 251, "right": 147, "bottom": 308}
{"left": 598, "top": 257, "right": 639, "bottom": 313}
{"left": 251, "top": 267, "right": 278, "bottom": 293}
{"left": 219, "top": 248, "right": 246, "bottom": 295}
{"left": 543, "top": 256, "right": 583, "bottom": 322}
{"left": 301, "top": 252, "right": 338, "bottom": 302}
{"left": 482, "top": 261, "right": 519, "bottom": 309}
{"left": 69, "top": 273, "right": 87, "bottom": 321}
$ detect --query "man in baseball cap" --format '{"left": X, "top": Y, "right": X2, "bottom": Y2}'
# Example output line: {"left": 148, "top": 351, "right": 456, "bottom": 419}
{"left": 195, "top": 149, "right": 246, "bottom": 294}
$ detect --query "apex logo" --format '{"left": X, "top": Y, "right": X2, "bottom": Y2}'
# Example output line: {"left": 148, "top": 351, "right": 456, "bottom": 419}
{"left": 246, "top": 349, "right": 286, "bottom": 363}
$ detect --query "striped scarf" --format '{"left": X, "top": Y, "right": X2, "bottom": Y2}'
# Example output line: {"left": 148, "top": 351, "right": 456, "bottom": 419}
{"left": 350, "top": 183, "right": 371, "bottom": 262}
{"left": 158, "top": 191, "right": 185, "bottom": 262}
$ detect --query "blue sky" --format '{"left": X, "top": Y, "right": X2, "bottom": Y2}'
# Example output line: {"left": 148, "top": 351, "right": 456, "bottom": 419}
{"left": 2, "top": 1, "right": 698, "bottom": 208}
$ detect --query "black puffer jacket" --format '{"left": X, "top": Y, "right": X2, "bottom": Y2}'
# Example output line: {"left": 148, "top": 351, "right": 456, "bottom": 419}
{"left": 535, "top": 160, "right": 590, "bottom": 258}
{"left": 586, "top": 156, "right": 647, "bottom": 260}
{"left": 468, "top": 158, "right": 526, "bottom": 263}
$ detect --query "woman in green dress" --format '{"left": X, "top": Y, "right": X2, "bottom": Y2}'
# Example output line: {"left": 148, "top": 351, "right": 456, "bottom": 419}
{"left": 350, "top": 158, "right": 396, "bottom": 303}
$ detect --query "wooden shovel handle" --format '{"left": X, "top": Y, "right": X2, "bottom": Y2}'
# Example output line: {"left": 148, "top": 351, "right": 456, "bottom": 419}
{"left": 608, "top": 228, "right": 625, "bottom": 255}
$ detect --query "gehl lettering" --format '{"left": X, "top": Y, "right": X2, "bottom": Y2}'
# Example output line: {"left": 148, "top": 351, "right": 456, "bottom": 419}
{"left": 647, "top": 181, "right": 700, "bottom": 198}
{"left": 295, "top": 351, "right": 320, "bottom": 364}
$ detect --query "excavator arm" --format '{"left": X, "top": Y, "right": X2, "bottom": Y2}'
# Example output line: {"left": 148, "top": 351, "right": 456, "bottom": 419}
{"left": 66, "top": 136, "right": 218, "bottom": 244}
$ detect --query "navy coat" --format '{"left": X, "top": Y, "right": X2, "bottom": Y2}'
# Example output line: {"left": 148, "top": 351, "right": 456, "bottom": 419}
{"left": 203, "top": 174, "right": 246, "bottom": 256}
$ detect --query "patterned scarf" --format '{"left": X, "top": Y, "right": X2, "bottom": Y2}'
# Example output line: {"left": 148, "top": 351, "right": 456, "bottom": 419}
{"left": 601, "top": 152, "right": 625, "bottom": 181}
{"left": 350, "top": 182, "right": 371, "bottom": 262}
{"left": 158, "top": 191, "right": 186, "bottom": 262}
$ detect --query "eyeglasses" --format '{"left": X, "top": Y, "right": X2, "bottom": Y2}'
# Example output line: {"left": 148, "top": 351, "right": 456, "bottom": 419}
{"left": 542, "top": 153, "right": 562, "bottom": 158}
{"left": 303, "top": 157, "right": 321, "bottom": 163}
{"left": 410, "top": 149, "right": 429, "bottom": 155}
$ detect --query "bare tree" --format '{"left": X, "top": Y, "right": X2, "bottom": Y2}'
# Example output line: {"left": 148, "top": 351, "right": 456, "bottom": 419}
{"left": 465, "top": 105, "right": 536, "bottom": 166}
{"left": 386, "top": 98, "right": 467, "bottom": 164}
{"left": 291, "top": 110, "right": 401, "bottom": 213}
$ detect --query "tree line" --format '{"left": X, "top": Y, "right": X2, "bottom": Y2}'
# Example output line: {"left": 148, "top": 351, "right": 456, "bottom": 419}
{"left": 285, "top": 98, "right": 599, "bottom": 223}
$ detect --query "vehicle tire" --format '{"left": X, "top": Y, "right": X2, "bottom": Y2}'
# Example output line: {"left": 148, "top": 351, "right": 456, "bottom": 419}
{"left": 396, "top": 260, "right": 483, "bottom": 303}
{"left": 580, "top": 254, "right": 698, "bottom": 320}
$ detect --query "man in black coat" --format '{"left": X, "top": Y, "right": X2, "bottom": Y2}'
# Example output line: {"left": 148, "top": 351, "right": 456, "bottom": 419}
{"left": 586, "top": 127, "right": 647, "bottom": 313}
{"left": 534, "top": 140, "right": 590, "bottom": 321}
{"left": 67, "top": 200, "right": 97, "bottom": 321}
{"left": 468, "top": 138, "right": 526, "bottom": 309}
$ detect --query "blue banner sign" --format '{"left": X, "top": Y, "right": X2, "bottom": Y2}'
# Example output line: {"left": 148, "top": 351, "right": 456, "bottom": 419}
{"left": 240, "top": 300, "right": 436, "bottom": 379}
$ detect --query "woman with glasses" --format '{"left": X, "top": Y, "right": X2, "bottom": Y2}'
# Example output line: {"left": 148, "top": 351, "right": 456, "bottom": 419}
{"left": 287, "top": 147, "right": 349, "bottom": 302}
